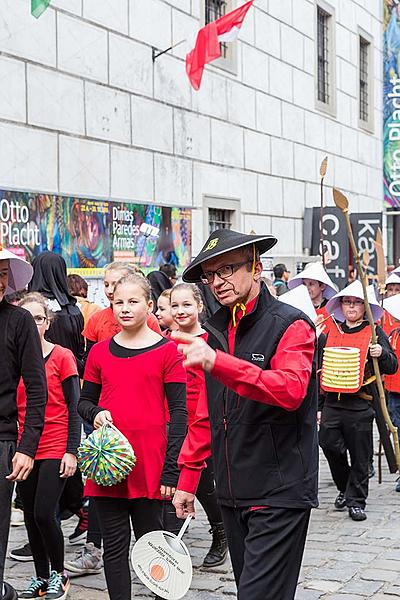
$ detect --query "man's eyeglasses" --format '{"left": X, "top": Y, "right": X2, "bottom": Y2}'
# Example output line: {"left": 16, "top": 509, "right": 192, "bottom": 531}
{"left": 340, "top": 299, "right": 364, "bottom": 306}
{"left": 33, "top": 315, "right": 47, "bottom": 325}
{"left": 200, "top": 261, "right": 252, "bottom": 285}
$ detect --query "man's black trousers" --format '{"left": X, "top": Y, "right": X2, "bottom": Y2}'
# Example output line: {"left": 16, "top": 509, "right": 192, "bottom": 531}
{"left": 220, "top": 505, "right": 311, "bottom": 600}
{"left": 319, "top": 404, "right": 374, "bottom": 508}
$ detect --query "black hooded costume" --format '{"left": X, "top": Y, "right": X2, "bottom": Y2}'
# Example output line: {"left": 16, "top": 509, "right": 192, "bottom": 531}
{"left": 29, "top": 252, "right": 84, "bottom": 376}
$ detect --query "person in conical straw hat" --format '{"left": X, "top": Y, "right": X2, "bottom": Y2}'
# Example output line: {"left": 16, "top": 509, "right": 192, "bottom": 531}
{"left": 172, "top": 228, "right": 319, "bottom": 600}
{"left": 382, "top": 293, "right": 400, "bottom": 491}
{"left": 0, "top": 246, "right": 47, "bottom": 600}
{"left": 319, "top": 280, "right": 397, "bottom": 522}
{"left": 386, "top": 272, "right": 400, "bottom": 298}
{"left": 381, "top": 273, "right": 400, "bottom": 337}
{"left": 288, "top": 262, "right": 337, "bottom": 330}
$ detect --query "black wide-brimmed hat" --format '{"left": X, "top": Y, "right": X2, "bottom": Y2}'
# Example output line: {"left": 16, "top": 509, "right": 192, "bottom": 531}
{"left": 182, "top": 229, "right": 277, "bottom": 283}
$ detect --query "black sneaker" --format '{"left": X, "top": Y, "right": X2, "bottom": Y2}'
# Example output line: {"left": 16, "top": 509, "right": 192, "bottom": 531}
{"left": 18, "top": 576, "right": 48, "bottom": 598}
{"left": 334, "top": 492, "right": 346, "bottom": 510}
{"left": 9, "top": 542, "right": 33, "bottom": 562}
{"left": 348, "top": 506, "right": 367, "bottom": 521}
{"left": 3, "top": 581, "right": 18, "bottom": 600}
{"left": 68, "top": 507, "right": 88, "bottom": 545}
{"left": 45, "top": 571, "right": 70, "bottom": 600}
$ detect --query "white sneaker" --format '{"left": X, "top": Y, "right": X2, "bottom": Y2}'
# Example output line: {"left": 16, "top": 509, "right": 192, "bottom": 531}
{"left": 10, "top": 507, "right": 24, "bottom": 527}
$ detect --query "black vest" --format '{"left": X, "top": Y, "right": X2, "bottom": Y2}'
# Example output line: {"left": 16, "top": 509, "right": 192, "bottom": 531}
{"left": 204, "top": 285, "right": 319, "bottom": 509}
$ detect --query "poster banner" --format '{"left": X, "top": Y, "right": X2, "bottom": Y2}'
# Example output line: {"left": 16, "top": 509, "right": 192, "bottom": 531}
{"left": 384, "top": 1, "right": 400, "bottom": 209}
{"left": 350, "top": 213, "right": 382, "bottom": 279}
{"left": 311, "top": 207, "right": 349, "bottom": 290}
{"left": 111, "top": 203, "right": 191, "bottom": 271}
{"left": 0, "top": 191, "right": 192, "bottom": 276}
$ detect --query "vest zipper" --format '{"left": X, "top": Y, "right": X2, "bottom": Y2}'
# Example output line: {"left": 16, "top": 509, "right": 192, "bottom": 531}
{"left": 223, "top": 390, "right": 235, "bottom": 506}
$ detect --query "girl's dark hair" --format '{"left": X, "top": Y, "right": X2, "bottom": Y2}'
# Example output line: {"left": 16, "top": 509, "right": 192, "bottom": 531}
{"left": 67, "top": 274, "right": 88, "bottom": 298}
{"left": 160, "top": 264, "right": 177, "bottom": 278}
{"left": 19, "top": 292, "right": 54, "bottom": 322}
{"left": 170, "top": 283, "right": 203, "bottom": 309}
{"left": 113, "top": 273, "right": 151, "bottom": 302}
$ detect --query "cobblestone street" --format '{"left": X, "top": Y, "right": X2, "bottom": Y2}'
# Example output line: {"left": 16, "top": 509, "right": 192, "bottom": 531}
{"left": 5, "top": 450, "right": 400, "bottom": 599}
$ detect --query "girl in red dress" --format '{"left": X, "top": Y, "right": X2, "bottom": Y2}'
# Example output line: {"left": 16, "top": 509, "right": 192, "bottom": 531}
{"left": 169, "top": 284, "right": 228, "bottom": 568}
{"left": 17, "top": 293, "right": 80, "bottom": 600}
{"left": 78, "top": 274, "right": 187, "bottom": 600}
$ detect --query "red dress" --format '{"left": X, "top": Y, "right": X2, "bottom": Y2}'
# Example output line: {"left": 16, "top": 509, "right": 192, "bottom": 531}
{"left": 17, "top": 345, "right": 78, "bottom": 460}
{"left": 83, "top": 339, "right": 186, "bottom": 500}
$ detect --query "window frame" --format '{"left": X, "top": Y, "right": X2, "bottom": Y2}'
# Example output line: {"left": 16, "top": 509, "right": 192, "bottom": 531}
{"left": 315, "top": 0, "right": 336, "bottom": 117}
{"left": 201, "top": 0, "right": 238, "bottom": 76}
{"left": 203, "top": 196, "right": 240, "bottom": 235}
{"left": 358, "top": 28, "right": 374, "bottom": 133}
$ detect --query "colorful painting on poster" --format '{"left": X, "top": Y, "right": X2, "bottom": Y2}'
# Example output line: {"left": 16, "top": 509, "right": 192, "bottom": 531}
{"left": 384, "top": 0, "right": 400, "bottom": 209}
{"left": 111, "top": 203, "right": 191, "bottom": 271}
{"left": 0, "top": 190, "right": 192, "bottom": 275}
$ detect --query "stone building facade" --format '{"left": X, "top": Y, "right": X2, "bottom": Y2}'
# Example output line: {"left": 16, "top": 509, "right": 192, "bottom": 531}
{"left": 0, "top": 0, "right": 383, "bottom": 271}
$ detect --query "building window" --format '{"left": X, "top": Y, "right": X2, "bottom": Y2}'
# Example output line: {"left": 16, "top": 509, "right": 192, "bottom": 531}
{"left": 209, "top": 208, "right": 233, "bottom": 233}
{"left": 205, "top": 0, "right": 228, "bottom": 58}
{"left": 202, "top": 1, "right": 237, "bottom": 74}
{"left": 358, "top": 31, "right": 374, "bottom": 132}
{"left": 317, "top": 7, "right": 329, "bottom": 104}
{"left": 315, "top": 2, "right": 336, "bottom": 116}
{"left": 359, "top": 38, "right": 369, "bottom": 121}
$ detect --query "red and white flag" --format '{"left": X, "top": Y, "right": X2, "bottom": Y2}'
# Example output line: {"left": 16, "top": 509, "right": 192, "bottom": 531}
{"left": 186, "top": 0, "right": 254, "bottom": 90}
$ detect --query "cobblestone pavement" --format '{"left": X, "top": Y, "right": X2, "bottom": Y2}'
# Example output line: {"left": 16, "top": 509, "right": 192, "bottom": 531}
{"left": 5, "top": 450, "right": 400, "bottom": 599}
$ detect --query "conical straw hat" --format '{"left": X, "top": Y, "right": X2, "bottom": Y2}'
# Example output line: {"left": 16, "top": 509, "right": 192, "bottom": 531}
{"left": 279, "top": 284, "right": 318, "bottom": 323}
{"left": 326, "top": 280, "right": 383, "bottom": 322}
{"left": 386, "top": 272, "right": 400, "bottom": 286}
{"left": 0, "top": 245, "right": 33, "bottom": 294}
{"left": 287, "top": 262, "right": 337, "bottom": 299}
{"left": 383, "top": 295, "right": 400, "bottom": 321}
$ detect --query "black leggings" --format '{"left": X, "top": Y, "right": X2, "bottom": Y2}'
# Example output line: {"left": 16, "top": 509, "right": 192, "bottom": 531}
{"left": 163, "top": 457, "right": 222, "bottom": 535}
{"left": 87, "top": 498, "right": 102, "bottom": 548}
{"left": 19, "top": 459, "right": 66, "bottom": 579}
{"left": 94, "top": 497, "right": 163, "bottom": 600}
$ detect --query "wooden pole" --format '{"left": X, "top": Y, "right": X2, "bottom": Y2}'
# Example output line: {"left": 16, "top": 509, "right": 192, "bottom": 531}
{"left": 333, "top": 188, "right": 400, "bottom": 470}
{"left": 319, "top": 157, "right": 328, "bottom": 267}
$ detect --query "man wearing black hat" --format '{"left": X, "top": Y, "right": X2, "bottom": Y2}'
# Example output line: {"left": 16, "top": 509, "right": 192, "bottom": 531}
{"left": 172, "top": 229, "right": 318, "bottom": 600}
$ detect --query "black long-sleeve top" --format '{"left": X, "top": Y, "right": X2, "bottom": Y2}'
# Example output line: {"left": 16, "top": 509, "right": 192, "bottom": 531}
{"left": 60, "top": 375, "right": 81, "bottom": 455}
{"left": 319, "top": 322, "right": 398, "bottom": 411}
{"left": 0, "top": 299, "right": 47, "bottom": 457}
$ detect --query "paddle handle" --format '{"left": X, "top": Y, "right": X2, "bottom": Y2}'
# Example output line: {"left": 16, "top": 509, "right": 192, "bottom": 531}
{"left": 177, "top": 515, "right": 193, "bottom": 541}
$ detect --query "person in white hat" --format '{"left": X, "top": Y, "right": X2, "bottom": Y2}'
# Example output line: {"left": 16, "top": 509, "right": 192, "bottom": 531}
{"left": 288, "top": 262, "right": 337, "bottom": 330}
{"left": 0, "top": 247, "right": 47, "bottom": 600}
{"left": 386, "top": 272, "right": 400, "bottom": 299}
{"left": 319, "top": 280, "right": 398, "bottom": 522}
{"left": 382, "top": 294, "right": 400, "bottom": 491}
{"left": 381, "top": 273, "right": 400, "bottom": 347}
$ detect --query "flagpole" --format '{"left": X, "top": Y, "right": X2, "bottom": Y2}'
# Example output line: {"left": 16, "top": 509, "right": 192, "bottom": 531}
{"left": 152, "top": 39, "right": 187, "bottom": 62}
